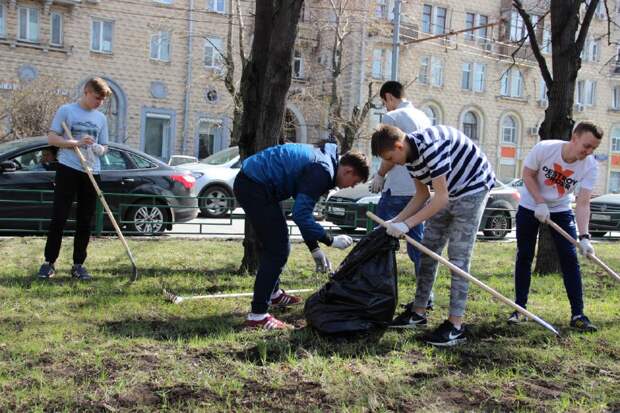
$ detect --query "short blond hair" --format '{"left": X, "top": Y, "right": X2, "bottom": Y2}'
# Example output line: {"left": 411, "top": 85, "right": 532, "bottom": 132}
{"left": 84, "top": 77, "right": 112, "bottom": 97}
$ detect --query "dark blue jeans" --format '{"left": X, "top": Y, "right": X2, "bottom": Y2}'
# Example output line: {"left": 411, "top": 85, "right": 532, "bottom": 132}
{"left": 376, "top": 189, "right": 424, "bottom": 275}
{"left": 233, "top": 172, "right": 290, "bottom": 314}
{"left": 514, "top": 206, "right": 584, "bottom": 317}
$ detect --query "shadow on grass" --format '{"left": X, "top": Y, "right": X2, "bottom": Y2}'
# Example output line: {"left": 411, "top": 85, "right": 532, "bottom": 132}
{"left": 101, "top": 313, "right": 241, "bottom": 340}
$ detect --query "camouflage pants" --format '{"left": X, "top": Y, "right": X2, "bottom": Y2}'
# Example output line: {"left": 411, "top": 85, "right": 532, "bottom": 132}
{"left": 412, "top": 189, "right": 489, "bottom": 317}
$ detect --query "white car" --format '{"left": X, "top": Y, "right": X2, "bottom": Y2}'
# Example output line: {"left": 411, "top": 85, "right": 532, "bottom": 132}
{"left": 176, "top": 146, "right": 240, "bottom": 217}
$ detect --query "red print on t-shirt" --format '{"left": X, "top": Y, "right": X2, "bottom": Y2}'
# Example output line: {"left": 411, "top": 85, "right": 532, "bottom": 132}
{"left": 543, "top": 163, "right": 574, "bottom": 196}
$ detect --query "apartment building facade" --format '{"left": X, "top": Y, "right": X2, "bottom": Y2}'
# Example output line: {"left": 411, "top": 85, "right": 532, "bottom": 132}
{"left": 1, "top": 0, "right": 619, "bottom": 194}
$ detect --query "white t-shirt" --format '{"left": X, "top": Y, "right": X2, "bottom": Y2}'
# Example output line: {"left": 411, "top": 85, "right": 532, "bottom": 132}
{"left": 520, "top": 140, "right": 597, "bottom": 212}
{"left": 381, "top": 100, "right": 432, "bottom": 196}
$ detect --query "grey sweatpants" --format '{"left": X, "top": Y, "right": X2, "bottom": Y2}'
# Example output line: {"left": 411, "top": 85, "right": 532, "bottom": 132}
{"left": 412, "top": 189, "right": 489, "bottom": 317}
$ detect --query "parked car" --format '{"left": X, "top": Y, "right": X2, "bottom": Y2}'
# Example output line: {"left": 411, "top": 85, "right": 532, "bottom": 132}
{"left": 589, "top": 193, "right": 620, "bottom": 237}
{"left": 325, "top": 179, "right": 520, "bottom": 239}
{"left": 177, "top": 146, "right": 327, "bottom": 219}
{"left": 0, "top": 137, "right": 199, "bottom": 235}
{"left": 176, "top": 146, "right": 240, "bottom": 218}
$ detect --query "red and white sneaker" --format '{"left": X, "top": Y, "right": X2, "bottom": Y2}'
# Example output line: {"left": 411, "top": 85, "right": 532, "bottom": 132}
{"left": 244, "top": 314, "right": 293, "bottom": 330}
{"left": 269, "top": 289, "right": 303, "bottom": 307}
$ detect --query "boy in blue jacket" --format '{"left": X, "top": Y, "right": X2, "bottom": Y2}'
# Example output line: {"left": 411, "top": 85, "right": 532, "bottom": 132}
{"left": 234, "top": 142, "right": 369, "bottom": 329}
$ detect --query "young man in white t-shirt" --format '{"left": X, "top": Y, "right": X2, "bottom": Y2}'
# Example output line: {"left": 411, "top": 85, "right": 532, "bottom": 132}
{"left": 370, "top": 81, "right": 433, "bottom": 310}
{"left": 509, "top": 121, "right": 602, "bottom": 332}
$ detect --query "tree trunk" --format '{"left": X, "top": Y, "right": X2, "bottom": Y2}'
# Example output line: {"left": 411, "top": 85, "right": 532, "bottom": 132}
{"left": 534, "top": 0, "right": 581, "bottom": 275}
{"left": 237, "top": 0, "right": 305, "bottom": 274}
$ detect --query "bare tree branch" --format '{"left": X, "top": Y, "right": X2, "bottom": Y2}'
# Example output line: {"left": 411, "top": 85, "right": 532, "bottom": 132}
{"left": 576, "top": 0, "right": 598, "bottom": 53}
{"left": 513, "top": 0, "right": 553, "bottom": 85}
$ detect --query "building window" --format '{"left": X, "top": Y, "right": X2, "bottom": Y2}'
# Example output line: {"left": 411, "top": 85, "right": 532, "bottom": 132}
{"left": 204, "top": 36, "right": 224, "bottom": 69}
{"left": 50, "top": 12, "right": 63, "bottom": 46}
{"left": 422, "top": 4, "right": 447, "bottom": 34}
{"left": 91, "top": 19, "right": 113, "bottom": 53}
{"left": 150, "top": 31, "right": 171, "bottom": 61}
{"left": 422, "top": 4, "right": 432, "bottom": 33}
{"left": 207, "top": 0, "right": 225, "bottom": 13}
{"left": 462, "top": 63, "right": 472, "bottom": 90}
{"left": 293, "top": 50, "right": 304, "bottom": 79}
{"left": 465, "top": 13, "right": 475, "bottom": 41}
{"left": 613, "top": 86, "right": 620, "bottom": 110}
{"left": 197, "top": 119, "right": 220, "bottom": 159}
{"left": 431, "top": 57, "right": 443, "bottom": 86}
{"left": 418, "top": 56, "right": 429, "bottom": 84}
{"left": 461, "top": 63, "right": 485, "bottom": 92}
{"left": 509, "top": 10, "right": 525, "bottom": 41}
{"left": 462, "top": 111, "right": 479, "bottom": 141}
{"left": 541, "top": 19, "right": 551, "bottom": 53}
{"left": 582, "top": 37, "right": 600, "bottom": 62}
{"left": 18, "top": 7, "right": 39, "bottom": 42}
{"left": 375, "top": 0, "right": 388, "bottom": 18}
{"left": 539, "top": 77, "right": 548, "bottom": 103}
{"left": 502, "top": 115, "right": 518, "bottom": 144}
{"left": 610, "top": 171, "right": 620, "bottom": 193}
{"left": 0, "top": 3, "right": 6, "bottom": 37}
{"left": 144, "top": 113, "right": 172, "bottom": 160}
{"left": 576, "top": 80, "right": 596, "bottom": 106}
{"left": 371, "top": 48, "right": 392, "bottom": 79}
{"left": 422, "top": 105, "right": 439, "bottom": 125}
{"left": 477, "top": 14, "right": 489, "bottom": 42}
{"left": 612, "top": 127, "right": 620, "bottom": 152}
{"left": 500, "top": 68, "right": 523, "bottom": 98}
{"left": 473, "top": 63, "right": 485, "bottom": 92}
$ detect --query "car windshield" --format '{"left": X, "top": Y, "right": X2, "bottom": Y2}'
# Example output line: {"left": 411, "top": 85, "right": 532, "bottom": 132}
{"left": 201, "top": 147, "right": 239, "bottom": 165}
{"left": 0, "top": 139, "right": 31, "bottom": 156}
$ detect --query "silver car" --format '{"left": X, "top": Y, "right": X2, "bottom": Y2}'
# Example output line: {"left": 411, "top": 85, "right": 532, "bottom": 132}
{"left": 176, "top": 146, "right": 240, "bottom": 218}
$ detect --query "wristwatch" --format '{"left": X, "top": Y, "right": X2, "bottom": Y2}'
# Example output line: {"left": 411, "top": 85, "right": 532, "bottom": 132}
{"left": 578, "top": 233, "right": 591, "bottom": 240}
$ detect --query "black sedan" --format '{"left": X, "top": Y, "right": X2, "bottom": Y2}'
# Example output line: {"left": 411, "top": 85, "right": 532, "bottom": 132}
{"left": 325, "top": 180, "right": 520, "bottom": 239}
{"left": 0, "top": 137, "right": 199, "bottom": 235}
{"left": 589, "top": 193, "right": 620, "bottom": 237}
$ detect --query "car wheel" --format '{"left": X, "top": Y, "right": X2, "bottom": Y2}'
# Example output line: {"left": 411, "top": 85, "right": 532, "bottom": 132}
{"left": 200, "top": 185, "right": 234, "bottom": 218}
{"left": 590, "top": 231, "right": 607, "bottom": 238}
{"left": 483, "top": 211, "right": 511, "bottom": 239}
{"left": 126, "top": 199, "right": 169, "bottom": 235}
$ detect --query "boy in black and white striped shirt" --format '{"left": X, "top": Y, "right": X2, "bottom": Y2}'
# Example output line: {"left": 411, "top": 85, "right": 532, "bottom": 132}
{"left": 371, "top": 124, "right": 495, "bottom": 346}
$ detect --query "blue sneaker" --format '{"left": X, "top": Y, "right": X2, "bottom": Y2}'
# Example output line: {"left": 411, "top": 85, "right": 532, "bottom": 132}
{"left": 71, "top": 264, "right": 93, "bottom": 281}
{"left": 37, "top": 262, "right": 55, "bottom": 279}
{"left": 570, "top": 315, "right": 597, "bottom": 332}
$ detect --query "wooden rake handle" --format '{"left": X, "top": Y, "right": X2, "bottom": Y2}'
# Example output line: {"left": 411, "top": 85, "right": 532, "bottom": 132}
{"left": 367, "top": 211, "right": 560, "bottom": 336}
{"left": 545, "top": 220, "right": 620, "bottom": 283}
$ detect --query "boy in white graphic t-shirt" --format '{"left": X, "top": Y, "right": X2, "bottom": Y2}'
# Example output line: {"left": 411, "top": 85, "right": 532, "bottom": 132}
{"left": 509, "top": 121, "right": 602, "bottom": 332}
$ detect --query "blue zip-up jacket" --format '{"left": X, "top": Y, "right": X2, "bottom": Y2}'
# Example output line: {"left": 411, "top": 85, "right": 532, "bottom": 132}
{"left": 242, "top": 143, "right": 338, "bottom": 250}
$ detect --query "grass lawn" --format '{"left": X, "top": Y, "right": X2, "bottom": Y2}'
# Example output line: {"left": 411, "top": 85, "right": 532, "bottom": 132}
{"left": 0, "top": 236, "right": 618, "bottom": 412}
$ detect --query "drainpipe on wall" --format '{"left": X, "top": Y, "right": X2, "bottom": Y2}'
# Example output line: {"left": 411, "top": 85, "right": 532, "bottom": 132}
{"left": 356, "top": 0, "right": 369, "bottom": 153}
{"left": 181, "top": 0, "right": 195, "bottom": 155}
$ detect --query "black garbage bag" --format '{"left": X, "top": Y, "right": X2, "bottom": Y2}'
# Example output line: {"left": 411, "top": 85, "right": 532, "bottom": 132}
{"left": 304, "top": 226, "right": 399, "bottom": 335}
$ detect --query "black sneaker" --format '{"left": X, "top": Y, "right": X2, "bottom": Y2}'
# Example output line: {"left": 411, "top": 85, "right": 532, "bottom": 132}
{"left": 37, "top": 262, "right": 55, "bottom": 279}
{"left": 389, "top": 305, "right": 427, "bottom": 329}
{"left": 426, "top": 299, "right": 434, "bottom": 311}
{"left": 426, "top": 320, "right": 466, "bottom": 347}
{"left": 71, "top": 264, "right": 92, "bottom": 281}
{"left": 507, "top": 311, "right": 528, "bottom": 324}
{"left": 570, "top": 315, "right": 597, "bottom": 332}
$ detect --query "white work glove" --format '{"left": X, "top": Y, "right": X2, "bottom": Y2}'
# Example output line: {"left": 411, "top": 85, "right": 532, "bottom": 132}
{"left": 331, "top": 234, "right": 353, "bottom": 250}
{"left": 311, "top": 248, "right": 332, "bottom": 273}
{"left": 386, "top": 220, "right": 409, "bottom": 238}
{"left": 91, "top": 143, "right": 106, "bottom": 157}
{"left": 369, "top": 174, "right": 385, "bottom": 193}
{"left": 534, "top": 203, "right": 550, "bottom": 223}
{"left": 578, "top": 238, "right": 595, "bottom": 257}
